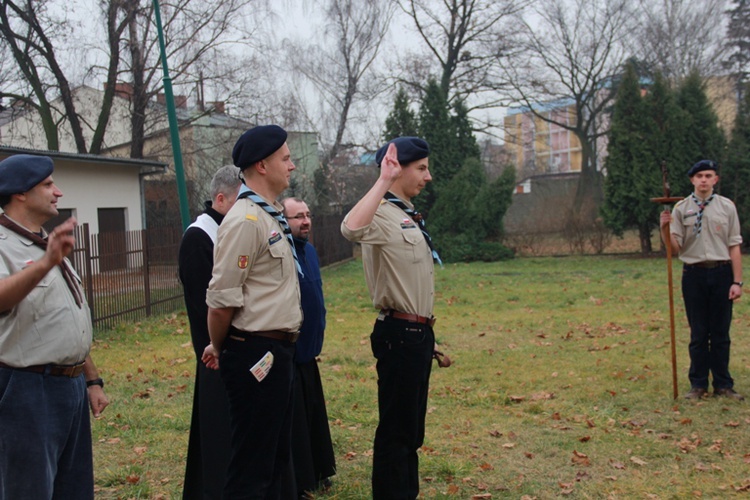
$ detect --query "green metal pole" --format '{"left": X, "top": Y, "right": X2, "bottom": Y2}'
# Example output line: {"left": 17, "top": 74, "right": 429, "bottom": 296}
{"left": 152, "top": 0, "right": 191, "bottom": 230}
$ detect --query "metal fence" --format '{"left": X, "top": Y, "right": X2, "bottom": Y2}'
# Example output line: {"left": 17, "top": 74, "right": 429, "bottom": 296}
{"left": 68, "top": 213, "right": 353, "bottom": 331}
{"left": 69, "top": 224, "right": 184, "bottom": 331}
{"left": 309, "top": 213, "right": 355, "bottom": 267}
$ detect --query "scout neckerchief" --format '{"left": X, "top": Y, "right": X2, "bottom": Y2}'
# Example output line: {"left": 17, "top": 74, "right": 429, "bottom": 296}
{"left": 237, "top": 185, "right": 303, "bottom": 276}
{"left": 384, "top": 191, "right": 443, "bottom": 266}
{"left": 691, "top": 193, "right": 715, "bottom": 235}
{"left": 0, "top": 214, "right": 83, "bottom": 308}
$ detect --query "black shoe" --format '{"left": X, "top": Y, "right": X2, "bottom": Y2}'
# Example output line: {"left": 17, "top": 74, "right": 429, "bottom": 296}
{"left": 684, "top": 387, "right": 708, "bottom": 400}
{"left": 714, "top": 387, "right": 745, "bottom": 401}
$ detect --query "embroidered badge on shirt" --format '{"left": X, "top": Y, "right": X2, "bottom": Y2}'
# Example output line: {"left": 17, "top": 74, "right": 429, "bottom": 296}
{"left": 238, "top": 255, "right": 249, "bottom": 269}
{"left": 245, "top": 214, "right": 258, "bottom": 221}
{"left": 268, "top": 231, "right": 282, "bottom": 245}
{"left": 400, "top": 218, "right": 417, "bottom": 229}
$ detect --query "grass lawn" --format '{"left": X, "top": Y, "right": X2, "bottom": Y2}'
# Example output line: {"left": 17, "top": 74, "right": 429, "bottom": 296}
{"left": 91, "top": 255, "right": 750, "bottom": 498}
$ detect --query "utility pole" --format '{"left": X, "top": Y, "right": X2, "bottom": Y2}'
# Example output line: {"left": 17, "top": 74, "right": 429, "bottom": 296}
{"left": 153, "top": 0, "right": 191, "bottom": 230}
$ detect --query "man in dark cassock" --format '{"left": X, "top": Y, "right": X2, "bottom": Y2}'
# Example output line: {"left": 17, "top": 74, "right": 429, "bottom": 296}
{"left": 179, "top": 165, "right": 241, "bottom": 499}
{"left": 281, "top": 197, "right": 336, "bottom": 498}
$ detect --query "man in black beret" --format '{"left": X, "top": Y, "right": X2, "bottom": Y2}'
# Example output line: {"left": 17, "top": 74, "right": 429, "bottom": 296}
{"left": 660, "top": 160, "right": 744, "bottom": 400}
{"left": 203, "top": 125, "right": 303, "bottom": 497}
{"left": 0, "top": 154, "right": 109, "bottom": 498}
{"left": 342, "top": 137, "right": 449, "bottom": 499}
{"left": 374, "top": 136, "right": 430, "bottom": 167}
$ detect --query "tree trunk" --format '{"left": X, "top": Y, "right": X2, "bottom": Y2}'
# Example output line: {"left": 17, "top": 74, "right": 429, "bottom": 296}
{"left": 638, "top": 224, "right": 653, "bottom": 255}
{"left": 91, "top": 0, "right": 134, "bottom": 155}
{"left": 572, "top": 131, "right": 603, "bottom": 223}
{"left": 128, "top": 12, "right": 147, "bottom": 159}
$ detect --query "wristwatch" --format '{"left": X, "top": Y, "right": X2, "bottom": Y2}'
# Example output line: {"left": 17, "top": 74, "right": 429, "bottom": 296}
{"left": 86, "top": 377, "right": 104, "bottom": 388}
{"left": 733, "top": 281, "right": 744, "bottom": 287}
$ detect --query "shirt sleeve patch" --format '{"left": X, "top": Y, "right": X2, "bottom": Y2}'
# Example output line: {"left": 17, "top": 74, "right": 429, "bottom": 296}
{"left": 268, "top": 231, "right": 283, "bottom": 245}
{"left": 238, "top": 255, "right": 249, "bottom": 269}
{"left": 246, "top": 214, "right": 258, "bottom": 221}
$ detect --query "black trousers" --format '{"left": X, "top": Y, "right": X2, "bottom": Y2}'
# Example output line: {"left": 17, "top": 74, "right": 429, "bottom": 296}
{"left": 370, "top": 316, "right": 434, "bottom": 500}
{"left": 220, "top": 334, "right": 296, "bottom": 499}
{"left": 682, "top": 263, "right": 735, "bottom": 390}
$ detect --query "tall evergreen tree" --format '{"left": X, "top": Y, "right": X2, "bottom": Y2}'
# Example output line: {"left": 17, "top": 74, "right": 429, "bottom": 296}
{"left": 450, "top": 99, "right": 481, "bottom": 169}
{"left": 674, "top": 71, "right": 726, "bottom": 195}
{"left": 644, "top": 72, "right": 689, "bottom": 198}
{"left": 418, "top": 85, "right": 512, "bottom": 262}
{"left": 723, "top": 81, "right": 750, "bottom": 245}
{"left": 416, "top": 79, "right": 454, "bottom": 217}
{"left": 431, "top": 157, "right": 488, "bottom": 238}
{"left": 430, "top": 157, "right": 514, "bottom": 262}
{"left": 382, "top": 87, "right": 419, "bottom": 141}
{"left": 602, "top": 61, "right": 659, "bottom": 254}
{"left": 475, "top": 166, "right": 517, "bottom": 241}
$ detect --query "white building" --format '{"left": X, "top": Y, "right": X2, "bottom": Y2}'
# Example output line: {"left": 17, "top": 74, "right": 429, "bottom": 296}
{"left": 0, "top": 146, "right": 165, "bottom": 233}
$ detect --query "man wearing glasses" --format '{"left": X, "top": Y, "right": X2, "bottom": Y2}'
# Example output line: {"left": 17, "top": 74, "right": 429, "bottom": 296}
{"left": 282, "top": 197, "right": 336, "bottom": 497}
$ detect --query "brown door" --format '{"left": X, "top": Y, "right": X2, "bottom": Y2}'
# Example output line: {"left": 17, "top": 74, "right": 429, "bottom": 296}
{"left": 43, "top": 209, "right": 74, "bottom": 234}
{"left": 98, "top": 208, "right": 127, "bottom": 271}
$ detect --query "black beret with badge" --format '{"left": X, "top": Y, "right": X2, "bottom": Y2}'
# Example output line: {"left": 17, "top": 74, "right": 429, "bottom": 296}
{"left": 232, "top": 125, "right": 288, "bottom": 171}
{"left": 687, "top": 159, "right": 718, "bottom": 177}
{"left": 0, "top": 154, "right": 54, "bottom": 195}
{"left": 375, "top": 136, "right": 430, "bottom": 167}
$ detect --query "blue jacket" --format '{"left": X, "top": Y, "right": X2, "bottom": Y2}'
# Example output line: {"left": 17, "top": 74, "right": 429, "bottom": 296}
{"left": 294, "top": 238, "right": 326, "bottom": 364}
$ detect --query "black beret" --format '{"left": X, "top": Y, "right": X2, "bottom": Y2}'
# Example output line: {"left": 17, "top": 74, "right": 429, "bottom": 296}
{"left": 375, "top": 136, "right": 430, "bottom": 167}
{"left": 688, "top": 159, "right": 718, "bottom": 177}
{"left": 0, "top": 154, "right": 54, "bottom": 195}
{"left": 232, "top": 125, "right": 288, "bottom": 171}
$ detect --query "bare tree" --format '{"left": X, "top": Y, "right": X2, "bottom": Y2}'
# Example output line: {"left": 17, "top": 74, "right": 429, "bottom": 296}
{"left": 285, "top": 0, "right": 395, "bottom": 166}
{"left": 396, "top": 0, "right": 531, "bottom": 130}
{"left": 119, "top": 0, "right": 263, "bottom": 158}
{"left": 501, "top": 0, "right": 632, "bottom": 213}
{"left": 634, "top": 0, "right": 728, "bottom": 84}
{"left": 0, "top": 0, "right": 264, "bottom": 157}
{"left": 0, "top": 0, "right": 132, "bottom": 153}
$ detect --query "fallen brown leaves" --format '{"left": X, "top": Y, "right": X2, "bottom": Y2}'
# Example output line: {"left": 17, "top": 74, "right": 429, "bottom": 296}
{"left": 571, "top": 450, "right": 590, "bottom": 466}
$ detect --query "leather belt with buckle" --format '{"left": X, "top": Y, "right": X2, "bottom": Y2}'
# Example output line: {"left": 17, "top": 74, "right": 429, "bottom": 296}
{"left": 684, "top": 260, "right": 731, "bottom": 269}
{"left": 379, "top": 309, "right": 436, "bottom": 327}
{"left": 228, "top": 328, "right": 299, "bottom": 343}
{"left": 0, "top": 361, "right": 86, "bottom": 377}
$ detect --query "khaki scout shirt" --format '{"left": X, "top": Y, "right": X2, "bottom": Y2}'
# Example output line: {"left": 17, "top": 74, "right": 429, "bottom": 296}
{"left": 206, "top": 197, "right": 302, "bottom": 333}
{"left": 670, "top": 193, "right": 743, "bottom": 264}
{"left": 341, "top": 199, "right": 435, "bottom": 318}
{"left": 0, "top": 227, "right": 92, "bottom": 367}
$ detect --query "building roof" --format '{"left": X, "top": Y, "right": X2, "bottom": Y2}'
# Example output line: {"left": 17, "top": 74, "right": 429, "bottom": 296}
{"left": 0, "top": 145, "right": 167, "bottom": 175}
{"left": 173, "top": 106, "right": 254, "bottom": 129}
{"left": 506, "top": 97, "right": 577, "bottom": 116}
{"left": 516, "top": 171, "right": 580, "bottom": 185}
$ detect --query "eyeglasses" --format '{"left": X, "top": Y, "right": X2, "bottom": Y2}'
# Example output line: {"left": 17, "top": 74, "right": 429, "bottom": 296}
{"left": 287, "top": 213, "right": 313, "bottom": 220}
